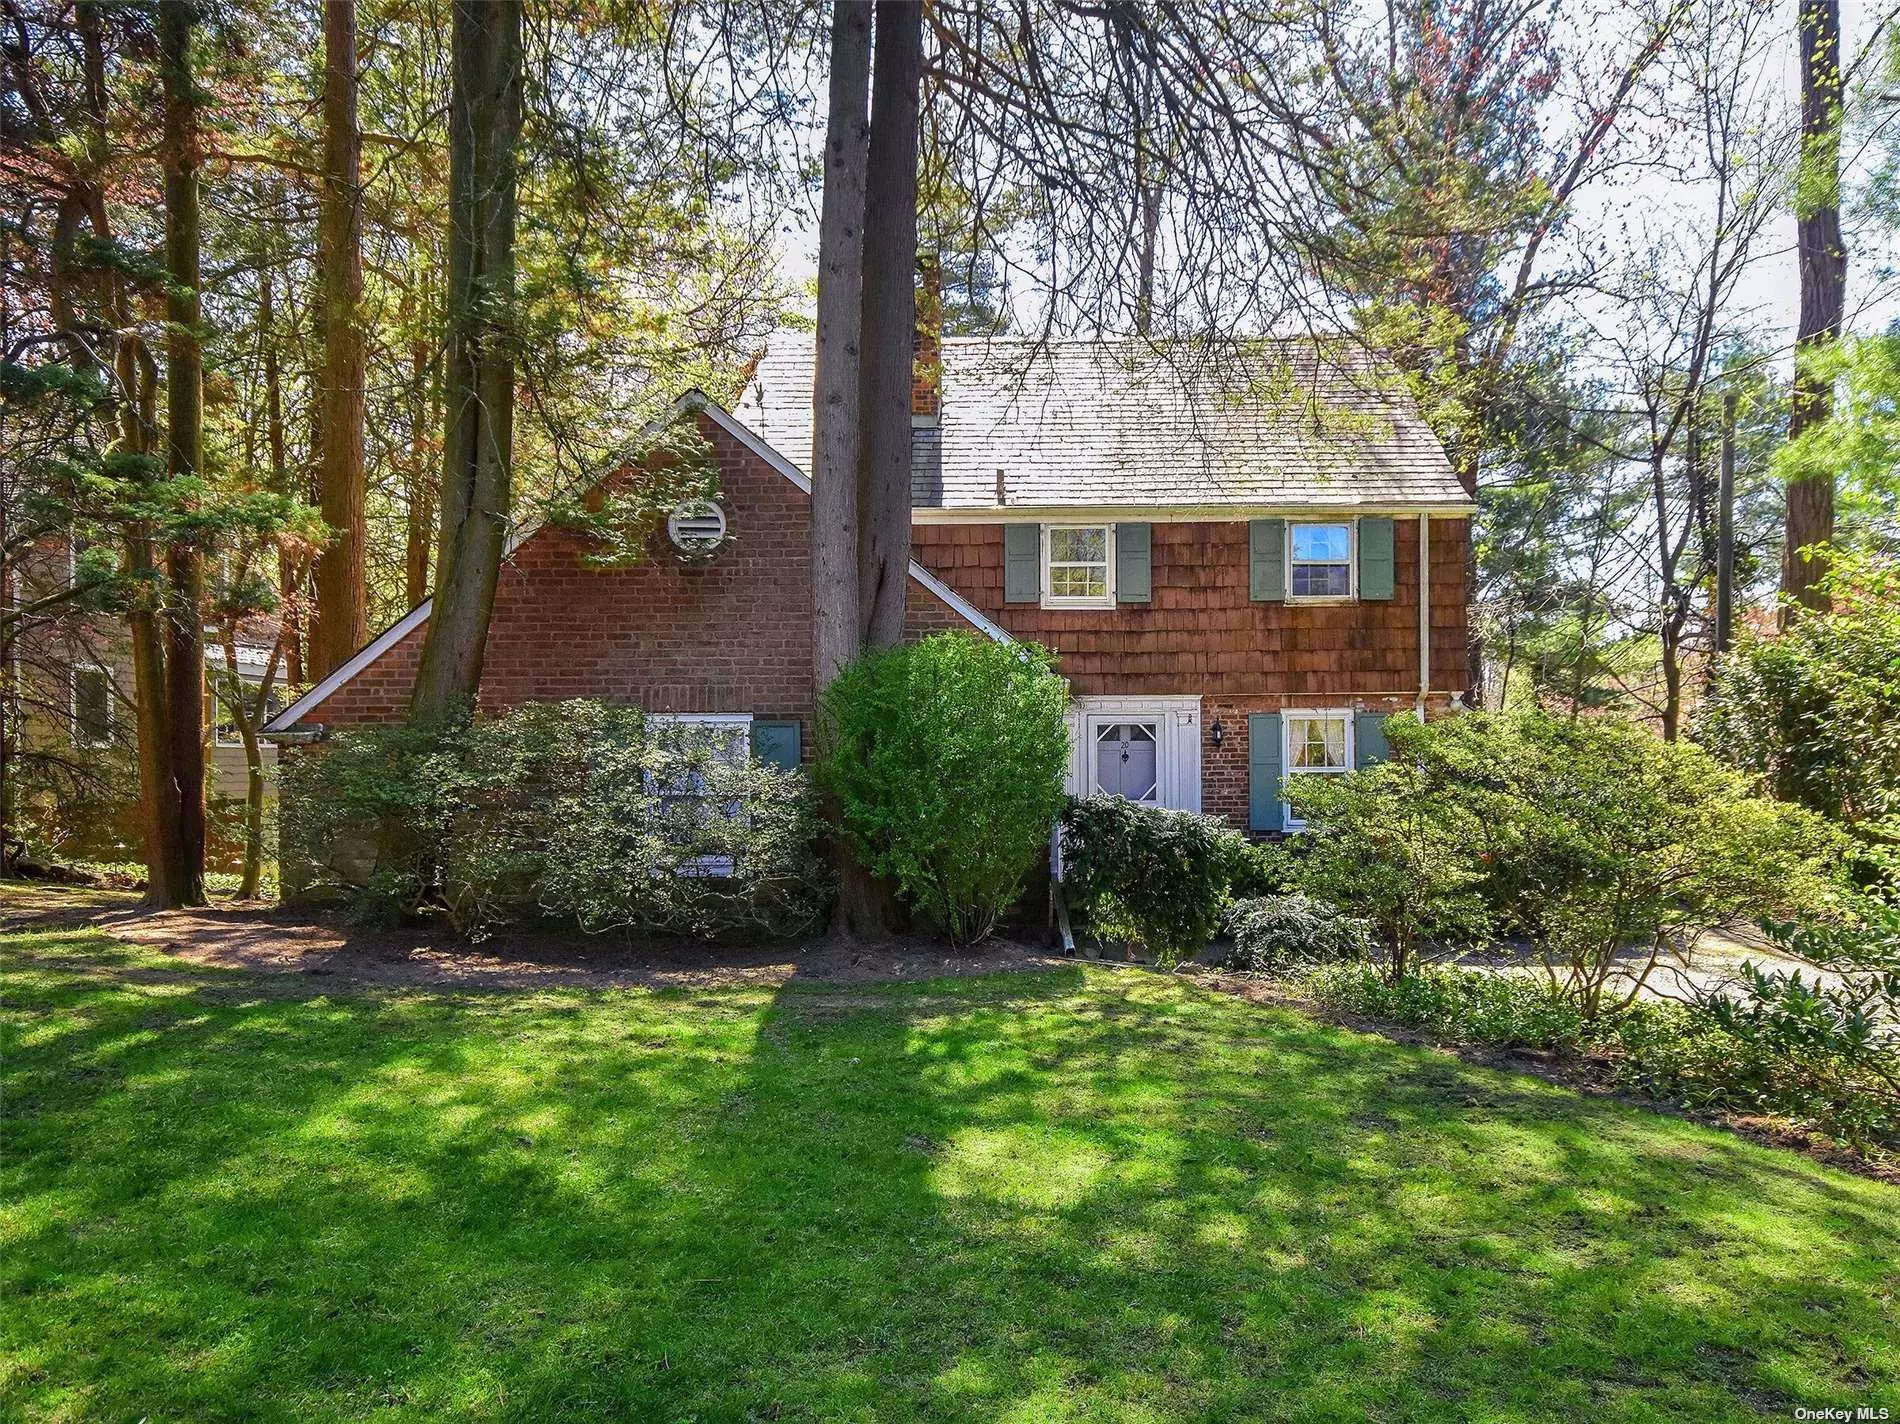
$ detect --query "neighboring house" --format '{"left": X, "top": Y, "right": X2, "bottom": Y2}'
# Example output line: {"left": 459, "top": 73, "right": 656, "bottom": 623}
{"left": 264, "top": 336, "right": 1472, "bottom": 834}
{"left": 6, "top": 533, "right": 283, "bottom": 842}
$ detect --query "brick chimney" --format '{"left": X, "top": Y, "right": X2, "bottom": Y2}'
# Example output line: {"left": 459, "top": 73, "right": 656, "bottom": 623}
{"left": 912, "top": 253, "right": 942, "bottom": 422}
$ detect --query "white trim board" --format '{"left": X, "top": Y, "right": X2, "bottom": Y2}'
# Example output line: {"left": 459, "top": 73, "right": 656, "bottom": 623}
{"left": 912, "top": 502, "right": 1477, "bottom": 523}
{"left": 266, "top": 392, "right": 1011, "bottom": 735}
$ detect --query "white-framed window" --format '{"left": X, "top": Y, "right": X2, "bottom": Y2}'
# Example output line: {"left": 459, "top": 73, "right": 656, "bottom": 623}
{"left": 1288, "top": 522, "right": 1354, "bottom": 600}
{"left": 645, "top": 713, "right": 753, "bottom": 876}
{"left": 1042, "top": 524, "right": 1115, "bottom": 608}
{"left": 72, "top": 665, "right": 114, "bottom": 747}
{"left": 1283, "top": 711, "right": 1353, "bottom": 830}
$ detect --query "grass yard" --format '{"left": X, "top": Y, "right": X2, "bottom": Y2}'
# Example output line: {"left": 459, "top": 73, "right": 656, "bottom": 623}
{"left": 4, "top": 913, "right": 1898, "bottom": 1422}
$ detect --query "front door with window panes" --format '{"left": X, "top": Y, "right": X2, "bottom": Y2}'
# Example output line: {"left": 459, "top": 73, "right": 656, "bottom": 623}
{"left": 1093, "top": 720, "right": 1159, "bottom": 802}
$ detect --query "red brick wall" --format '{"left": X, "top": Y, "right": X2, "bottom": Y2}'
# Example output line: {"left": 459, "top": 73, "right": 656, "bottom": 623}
{"left": 1198, "top": 692, "right": 1428, "bottom": 829}
{"left": 309, "top": 415, "right": 970, "bottom": 748}
{"left": 910, "top": 517, "right": 1468, "bottom": 699}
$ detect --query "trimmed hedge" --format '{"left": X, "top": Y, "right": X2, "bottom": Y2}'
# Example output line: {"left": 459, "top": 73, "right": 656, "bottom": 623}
{"left": 1060, "top": 796, "right": 1250, "bottom": 966}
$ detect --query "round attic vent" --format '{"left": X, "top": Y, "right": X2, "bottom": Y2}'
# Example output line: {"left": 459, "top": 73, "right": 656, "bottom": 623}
{"left": 666, "top": 499, "right": 727, "bottom": 555}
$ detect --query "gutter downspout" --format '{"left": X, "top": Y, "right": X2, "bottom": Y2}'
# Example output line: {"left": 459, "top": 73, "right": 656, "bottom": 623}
{"left": 1417, "top": 514, "right": 1431, "bottom": 716}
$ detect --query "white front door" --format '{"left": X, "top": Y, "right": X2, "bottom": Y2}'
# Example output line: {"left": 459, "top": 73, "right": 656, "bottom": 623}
{"left": 1066, "top": 695, "right": 1202, "bottom": 812}
{"left": 1092, "top": 720, "right": 1160, "bottom": 802}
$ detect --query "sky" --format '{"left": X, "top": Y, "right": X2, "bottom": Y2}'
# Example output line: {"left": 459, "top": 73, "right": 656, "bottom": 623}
{"left": 766, "top": 0, "right": 1898, "bottom": 371}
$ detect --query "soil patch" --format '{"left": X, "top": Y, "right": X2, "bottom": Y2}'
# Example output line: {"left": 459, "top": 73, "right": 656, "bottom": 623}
{"left": 0, "top": 883, "right": 1070, "bottom": 992}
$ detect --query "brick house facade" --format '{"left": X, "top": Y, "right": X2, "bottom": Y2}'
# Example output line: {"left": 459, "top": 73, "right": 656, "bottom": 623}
{"left": 270, "top": 338, "right": 1473, "bottom": 835}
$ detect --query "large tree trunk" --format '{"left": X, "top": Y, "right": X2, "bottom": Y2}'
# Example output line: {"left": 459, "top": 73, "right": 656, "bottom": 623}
{"left": 261, "top": 273, "right": 305, "bottom": 687}
{"left": 69, "top": 0, "right": 185, "bottom": 901}
{"left": 812, "top": 0, "right": 872, "bottom": 696}
{"left": 404, "top": 280, "right": 437, "bottom": 610}
{"left": 811, "top": 1, "right": 876, "bottom": 937}
{"left": 1783, "top": 0, "right": 1844, "bottom": 618}
{"left": 856, "top": 0, "right": 923, "bottom": 650}
{"left": 311, "top": 0, "right": 368, "bottom": 676}
{"left": 409, "top": 0, "right": 521, "bottom": 728}
{"left": 158, "top": 0, "right": 206, "bottom": 906}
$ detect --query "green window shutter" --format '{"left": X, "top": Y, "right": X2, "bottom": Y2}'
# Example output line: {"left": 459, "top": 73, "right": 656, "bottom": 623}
{"left": 1115, "top": 522, "right": 1151, "bottom": 604}
{"left": 1358, "top": 516, "right": 1395, "bottom": 600}
{"left": 750, "top": 719, "right": 801, "bottom": 771}
{"left": 1354, "top": 712, "right": 1390, "bottom": 768}
{"left": 1248, "top": 712, "right": 1284, "bottom": 831}
{"left": 1004, "top": 523, "right": 1041, "bottom": 603}
{"left": 1250, "top": 519, "right": 1286, "bottom": 602}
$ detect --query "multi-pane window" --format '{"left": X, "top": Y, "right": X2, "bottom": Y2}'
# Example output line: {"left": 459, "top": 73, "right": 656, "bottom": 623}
{"left": 1043, "top": 525, "right": 1113, "bottom": 606}
{"left": 1289, "top": 523, "right": 1353, "bottom": 599}
{"left": 645, "top": 714, "right": 753, "bottom": 877}
{"left": 72, "top": 666, "right": 113, "bottom": 746}
{"left": 1283, "top": 713, "right": 1352, "bottom": 829}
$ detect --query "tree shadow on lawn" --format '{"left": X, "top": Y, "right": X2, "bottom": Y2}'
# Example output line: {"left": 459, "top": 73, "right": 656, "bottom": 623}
{"left": 4, "top": 939, "right": 1897, "bottom": 1421}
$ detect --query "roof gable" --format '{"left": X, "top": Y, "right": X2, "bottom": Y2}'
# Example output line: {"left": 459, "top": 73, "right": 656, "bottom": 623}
{"left": 264, "top": 394, "right": 1008, "bottom": 734}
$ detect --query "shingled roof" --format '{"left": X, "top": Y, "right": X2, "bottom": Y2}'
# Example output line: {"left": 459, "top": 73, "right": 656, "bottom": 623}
{"left": 736, "top": 334, "right": 1470, "bottom": 513}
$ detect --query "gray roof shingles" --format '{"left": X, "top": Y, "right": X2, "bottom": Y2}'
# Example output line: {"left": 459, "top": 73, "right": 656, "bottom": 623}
{"left": 736, "top": 334, "right": 1469, "bottom": 512}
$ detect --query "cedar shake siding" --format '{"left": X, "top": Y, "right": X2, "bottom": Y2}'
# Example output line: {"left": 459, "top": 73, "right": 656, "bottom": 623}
{"left": 909, "top": 518, "right": 1468, "bottom": 700}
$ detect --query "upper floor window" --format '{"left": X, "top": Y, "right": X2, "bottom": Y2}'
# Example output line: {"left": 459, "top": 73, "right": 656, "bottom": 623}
{"left": 1289, "top": 522, "right": 1353, "bottom": 600}
{"left": 1043, "top": 524, "right": 1115, "bottom": 608}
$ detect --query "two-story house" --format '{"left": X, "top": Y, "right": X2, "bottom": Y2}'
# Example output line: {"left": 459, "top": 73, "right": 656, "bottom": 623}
{"left": 264, "top": 336, "right": 1472, "bottom": 834}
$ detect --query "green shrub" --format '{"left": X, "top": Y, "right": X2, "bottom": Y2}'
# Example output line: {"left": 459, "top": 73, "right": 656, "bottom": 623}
{"left": 1217, "top": 894, "right": 1373, "bottom": 973}
{"left": 1228, "top": 839, "right": 1296, "bottom": 901}
{"left": 1301, "top": 963, "right": 1588, "bottom": 1051}
{"left": 1698, "top": 556, "right": 1900, "bottom": 842}
{"left": 819, "top": 632, "right": 1069, "bottom": 944}
{"left": 1060, "top": 795, "right": 1249, "bottom": 966}
{"left": 1600, "top": 1001, "right": 1896, "bottom": 1152}
{"left": 1283, "top": 724, "right": 1493, "bottom": 979}
{"left": 279, "top": 700, "right": 830, "bottom": 939}
{"left": 1686, "top": 899, "right": 1900, "bottom": 1149}
{"left": 279, "top": 717, "right": 457, "bottom": 920}
{"left": 1289, "top": 710, "right": 1843, "bottom": 1011}
{"left": 1296, "top": 944, "right": 1899, "bottom": 1152}
{"left": 1453, "top": 711, "right": 1841, "bottom": 1018}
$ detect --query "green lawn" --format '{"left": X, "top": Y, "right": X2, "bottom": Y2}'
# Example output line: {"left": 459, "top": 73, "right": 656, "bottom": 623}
{"left": 4, "top": 918, "right": 1897, "bottom": 1423}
